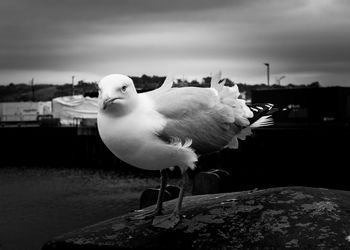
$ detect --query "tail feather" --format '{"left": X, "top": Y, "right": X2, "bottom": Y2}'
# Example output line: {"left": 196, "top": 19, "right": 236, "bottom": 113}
{"left": 227, "top": 136, "right": 239, "bottom": 149}
{"left": 247, "top": 103, "right": 274, "bottom": 125}
{"left": 226, "top": 103, "right": 274, "bottom": 149}
{"left": 236, "top": 126, "right": 252, "bottom": 140}
{"left": 250, "top": 115, "right": 273, "bottom": 128}
{"left": 210, "top": 71, "right": 274, "bottom": 150}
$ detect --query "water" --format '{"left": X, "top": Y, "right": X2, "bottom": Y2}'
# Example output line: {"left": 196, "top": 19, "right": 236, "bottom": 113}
{"left": 0, "top": 167, "right": 159, "bottom": 250}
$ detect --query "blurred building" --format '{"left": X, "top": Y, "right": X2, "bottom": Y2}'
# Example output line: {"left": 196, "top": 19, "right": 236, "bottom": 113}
{"left": 0, "top": 101, "right": 52, "bottom": 122}
{"left": 252, "top": 87, "right": 350, "bottom": 124}
{"left": 0, "top": 95, "right": 98, "bottom": 127}
{"left": 52, "top": 95, "right": 98, "bottom": 126}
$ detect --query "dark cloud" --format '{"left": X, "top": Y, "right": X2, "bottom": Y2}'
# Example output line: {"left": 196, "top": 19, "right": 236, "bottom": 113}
{"left": 0, "top": 0, "right": 237, "bottom": 69}
{"left": 1, "top": 0, "right": 350, "bottom": 85}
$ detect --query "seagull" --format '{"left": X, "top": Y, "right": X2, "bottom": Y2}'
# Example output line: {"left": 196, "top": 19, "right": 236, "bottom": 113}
{"left": 97, "top": 72, "right": 273, "bottom": 228}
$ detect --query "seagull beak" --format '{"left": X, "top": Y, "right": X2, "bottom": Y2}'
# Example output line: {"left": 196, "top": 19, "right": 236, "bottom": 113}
{"left": 103, "top": 97, "right": 122, "bottom": 109}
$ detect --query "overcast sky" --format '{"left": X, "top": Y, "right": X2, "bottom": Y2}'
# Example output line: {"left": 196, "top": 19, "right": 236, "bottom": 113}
{"left": 1, "top": 0, "right": 350, "bottom": 86}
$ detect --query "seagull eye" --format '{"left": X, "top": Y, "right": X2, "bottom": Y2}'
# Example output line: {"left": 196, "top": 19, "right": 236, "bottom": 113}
{"left": 121, "top": 85, "right": 127, "bottom": 93}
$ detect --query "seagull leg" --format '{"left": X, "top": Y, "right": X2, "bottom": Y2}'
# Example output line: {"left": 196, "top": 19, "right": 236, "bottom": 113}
{"left": 131, "top": 169, "right": 168, "bottom": 220}
{"left": 152, "top": 171, "right": 189, "bottom": 228}
{"left": 154, "top": 169, "right": 168, "bottom": 214}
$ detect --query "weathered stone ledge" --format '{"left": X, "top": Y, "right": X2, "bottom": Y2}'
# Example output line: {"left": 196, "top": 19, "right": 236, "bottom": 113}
{"left": 42, "top": 186, "right": 350, "bottom": 250}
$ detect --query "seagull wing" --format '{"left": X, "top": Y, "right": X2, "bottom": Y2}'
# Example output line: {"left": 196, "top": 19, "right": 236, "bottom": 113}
{"left": 210, "top": 71, "right": 223, "bottom": 91}
{"left": 145, "top": 87, "right": 239, "bottom": 154}
{"left": 145, "top": 75, "right": 174, "bottom": 98}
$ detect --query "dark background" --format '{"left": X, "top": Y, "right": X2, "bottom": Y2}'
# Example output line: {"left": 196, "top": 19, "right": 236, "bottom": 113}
{"left": 1, "top": 86, "right": 349, "bottom": 191}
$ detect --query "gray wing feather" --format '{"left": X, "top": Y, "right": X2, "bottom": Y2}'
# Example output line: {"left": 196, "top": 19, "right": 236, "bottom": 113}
{"left": 151, "top": 87, "right": 239, "bottom": 154}
{"left": 144, "top": 75, "right": 174, "bottom": 98}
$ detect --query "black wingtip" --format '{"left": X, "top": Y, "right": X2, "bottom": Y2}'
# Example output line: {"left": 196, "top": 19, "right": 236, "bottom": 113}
{"left": 248, "top": 103, "right": 275, "bottom": 124}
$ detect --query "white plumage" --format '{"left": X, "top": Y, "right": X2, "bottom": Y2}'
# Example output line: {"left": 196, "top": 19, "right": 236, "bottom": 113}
{"left": 97, "top": 81, "right": 197, "bottom": 172}
{"left": 97, "top": 72, "right": 272, "bottom": 228}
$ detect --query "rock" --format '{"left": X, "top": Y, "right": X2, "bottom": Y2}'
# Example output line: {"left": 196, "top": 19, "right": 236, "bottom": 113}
{"left": 140, "top": 185, "right": 180, "bottom": 209}
{"left": 42, "top": 187, "right": 350, "bottom": 250}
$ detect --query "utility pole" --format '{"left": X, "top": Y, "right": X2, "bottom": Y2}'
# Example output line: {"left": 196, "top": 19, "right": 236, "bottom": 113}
{"left": 31, "top": 78, "right": 35, "bottom": 101}
{"left": 72, "top": 75, "right": 75, "bottom": 96}
{"left": 264, "top": 63, "right": 270, "bottom": 86}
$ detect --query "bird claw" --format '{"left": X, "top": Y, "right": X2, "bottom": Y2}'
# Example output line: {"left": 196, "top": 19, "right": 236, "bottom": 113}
{"left": 152, "top": 213, "right": 181, "bottom": 229}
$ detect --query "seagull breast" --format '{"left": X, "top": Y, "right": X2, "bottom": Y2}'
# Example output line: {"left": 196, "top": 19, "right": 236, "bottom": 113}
{"left": 97, "top": 94, "right": 197, "bottom": 171}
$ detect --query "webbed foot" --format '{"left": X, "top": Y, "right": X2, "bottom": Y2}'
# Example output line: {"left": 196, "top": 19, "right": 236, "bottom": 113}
{"left": 130, "top": 207, "right": 162, "bottom": 220}
{"left": 152, "top": 212, "right": 181, "bottom": 229}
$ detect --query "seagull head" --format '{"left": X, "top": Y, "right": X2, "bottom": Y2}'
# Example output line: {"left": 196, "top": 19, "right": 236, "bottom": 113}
{"left": 98, "top": 74, "right": 138, "bottom": 115}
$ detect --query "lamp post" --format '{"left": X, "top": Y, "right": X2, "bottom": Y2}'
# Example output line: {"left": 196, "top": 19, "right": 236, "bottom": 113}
{"left": 30, "top": 78, "right": 35, "bottom": 101}
{"left": 264, "top": 63, "right": 270, "bottom": 86}
{"left": 72, "top": 75, "right": 75, "bottom": 96}
{"left": 276, "top": 75, "right": 286, "bottom": 86}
